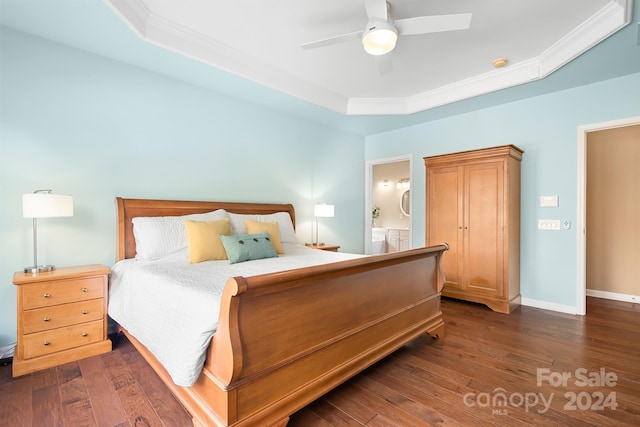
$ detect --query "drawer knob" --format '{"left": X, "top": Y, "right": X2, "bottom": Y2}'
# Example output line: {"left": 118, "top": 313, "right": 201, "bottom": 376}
{"left": 81, "top": 287, "right": 88, "bottom": 292}
{"left": 82, "top": 310, "right": 88, "bottom": 315}
{"left": 43, "top": 341, "right": 50, "bottom": 346}
{"left": 43, "top": 293, "right": 50, "bottom": 298}
{"left": 43, "top": 317, "right": 50, "bottom": 322}
{"left": 82, "top": 332, "right": 88, "bottom": 337}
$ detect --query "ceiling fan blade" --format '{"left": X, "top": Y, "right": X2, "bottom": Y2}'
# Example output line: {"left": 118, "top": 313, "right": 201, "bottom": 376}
{"left": 375, "top": 54, "right": 393, "bottom": 76}
{"left": 301, "top": 30, "right": 363, "bottom": 50}
{"left": 364, "top": 0, "right": 388, "bottom": 22}
{"left": 395, "top": 13, "right": 472, "bottom": 36}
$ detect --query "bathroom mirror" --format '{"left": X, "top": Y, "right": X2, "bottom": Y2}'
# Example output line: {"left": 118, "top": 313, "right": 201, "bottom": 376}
{"left": 400, "top": 189, "right": 410, "bottom": 217}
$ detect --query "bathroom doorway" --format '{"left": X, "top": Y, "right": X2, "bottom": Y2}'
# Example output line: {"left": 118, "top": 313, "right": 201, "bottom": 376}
{"left": 365, "top": 155, "right": 412, "bottom": 254}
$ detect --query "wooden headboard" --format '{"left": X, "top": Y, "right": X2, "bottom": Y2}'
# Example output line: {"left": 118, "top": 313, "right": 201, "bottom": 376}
{"left": 116, "top": 197, "right": 296, "bottom": 261}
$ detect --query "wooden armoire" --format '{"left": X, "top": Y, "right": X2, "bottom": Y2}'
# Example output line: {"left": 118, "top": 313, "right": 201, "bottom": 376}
{"left": 424, "top": 145, "right": 523, "bottom": 313}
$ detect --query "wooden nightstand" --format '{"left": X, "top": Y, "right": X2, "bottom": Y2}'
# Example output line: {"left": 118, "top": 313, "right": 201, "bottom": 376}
{"left": 12, "top": 264, "right": 112, "bottom": 377}
{"left": 305, "top": 244, "right": 340, "bottom": 252}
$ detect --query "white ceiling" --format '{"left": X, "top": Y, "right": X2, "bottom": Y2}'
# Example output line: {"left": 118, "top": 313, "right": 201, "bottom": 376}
{"left": 103, "top": 0, "right": 633, "bottom": 115}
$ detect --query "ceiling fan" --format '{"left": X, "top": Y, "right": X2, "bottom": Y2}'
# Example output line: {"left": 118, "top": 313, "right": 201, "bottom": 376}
{"left": 301, "top": 0, "right": 472, "bottom": 73}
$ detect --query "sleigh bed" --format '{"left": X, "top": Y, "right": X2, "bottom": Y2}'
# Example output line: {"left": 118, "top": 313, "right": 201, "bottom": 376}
{"left": 112, "top": 197, "right": 447, "bottom": 427}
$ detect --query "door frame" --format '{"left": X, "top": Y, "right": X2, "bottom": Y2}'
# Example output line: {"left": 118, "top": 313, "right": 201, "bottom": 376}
{"left": 576, "top": 115, "right": 640, "bottom": 315}
{"left": 365, "top": 155, "right": 413, "bottom": 254}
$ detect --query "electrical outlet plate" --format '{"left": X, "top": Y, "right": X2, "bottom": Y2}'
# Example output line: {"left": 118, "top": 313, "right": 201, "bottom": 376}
{"left": 538, "top": 219, "right": 561, "bottom": 230}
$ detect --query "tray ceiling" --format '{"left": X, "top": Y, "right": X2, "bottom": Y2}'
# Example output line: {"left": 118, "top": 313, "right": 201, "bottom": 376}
{"left": 103, "top": 0, "right": 633, "bottom": 115}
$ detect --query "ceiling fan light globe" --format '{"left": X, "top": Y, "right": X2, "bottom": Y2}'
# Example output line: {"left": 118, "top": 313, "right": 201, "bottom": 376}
{"left": 362, "top": 25, "right": 398, "bottom": 56}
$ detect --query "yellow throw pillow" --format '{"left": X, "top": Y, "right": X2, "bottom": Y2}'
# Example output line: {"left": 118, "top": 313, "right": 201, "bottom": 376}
{"left": 245, "top": 219, "right": 284, "bottom": 254}
{"left": 185, "top": 218, "right": 231, "bottom": 263}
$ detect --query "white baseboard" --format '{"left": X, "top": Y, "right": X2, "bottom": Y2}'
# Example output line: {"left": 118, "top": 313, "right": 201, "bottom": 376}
{"left": 586, "top": 289, "right": 640, "bottom": 303}
{"left": 521, "top": 291, "right": 639, "bottom": 315}
{"left": 520, "top": 297, "right": 579, "bottom": 315}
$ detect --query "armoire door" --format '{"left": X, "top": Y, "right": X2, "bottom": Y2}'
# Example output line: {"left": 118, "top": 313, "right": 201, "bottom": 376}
{"left": 463, "top": 161, "right": 505, "bottom": 297}
{"left": 427, "top": 165, "right": 463, "bottom": 289}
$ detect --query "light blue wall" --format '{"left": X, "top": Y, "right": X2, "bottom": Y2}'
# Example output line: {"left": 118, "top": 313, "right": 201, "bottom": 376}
{"left": 0, "top": 28, "right": 364, "bottom": 347}
{"left": 365, "top": 72, "right": 640, "bottom": 309}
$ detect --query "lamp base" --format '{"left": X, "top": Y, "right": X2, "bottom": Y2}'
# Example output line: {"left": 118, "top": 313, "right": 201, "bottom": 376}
{"left": 24, "top": 265, "right": 55, "bottom": 274}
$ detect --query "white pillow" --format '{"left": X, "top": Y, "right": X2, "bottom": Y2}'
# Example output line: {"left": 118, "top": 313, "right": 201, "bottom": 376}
{"left": 228, "top": 211, "right": 297, "bottom": 243}
{"left": 133, "top": 209, "right": 229, "bottom": 260}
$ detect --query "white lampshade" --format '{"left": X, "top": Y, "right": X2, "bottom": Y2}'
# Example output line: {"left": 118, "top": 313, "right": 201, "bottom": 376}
{"left": 314, "top": 203, "right": 334, "bottom": 218}
{"left": 23, "top": 193, "right": 74, "bottom": 218}
{"left": 362, "top": 22, "right": 398, "bottom": 56}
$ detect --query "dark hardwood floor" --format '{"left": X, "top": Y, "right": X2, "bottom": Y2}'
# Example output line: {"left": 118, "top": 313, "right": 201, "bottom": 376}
{"left": 1, "top": 297, "right": 639, "bottom": 426}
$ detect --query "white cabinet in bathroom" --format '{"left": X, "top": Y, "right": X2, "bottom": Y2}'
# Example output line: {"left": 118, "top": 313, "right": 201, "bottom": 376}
{"left": 387, "top": 229, "right": 410, "bottom": 252}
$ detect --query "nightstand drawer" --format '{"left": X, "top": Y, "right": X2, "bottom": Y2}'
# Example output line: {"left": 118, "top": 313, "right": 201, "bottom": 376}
{"left": 21, "top": 276, "right": 105, "bottom": 310}
{"left": 22, "top": 298, "right": 104, "bottom": 334}
{"left": 22, "top": 319, "right": 104, "bottom": 359}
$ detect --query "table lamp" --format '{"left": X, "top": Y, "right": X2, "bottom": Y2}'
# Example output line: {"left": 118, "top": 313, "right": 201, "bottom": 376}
{"left": 22, "top": 189, "right": 74, "bottom": 273}
{"left": 314, "top": 203, "right": 334, "bottom": 246}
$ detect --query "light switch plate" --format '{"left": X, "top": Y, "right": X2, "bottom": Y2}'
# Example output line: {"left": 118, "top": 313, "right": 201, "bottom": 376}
{"left": 538, "top": 219, "right": 561, "bottom": 230}
{"left": 540, "top": 196, "right": 559, "bottom": 207}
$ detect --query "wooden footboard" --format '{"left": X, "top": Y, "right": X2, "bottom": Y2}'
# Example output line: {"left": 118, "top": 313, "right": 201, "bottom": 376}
{"left": 192, "top": 245, "right": 446, "bottom": 426}
{"left": 114, "top": 198, "right": 447, "bottom": 426}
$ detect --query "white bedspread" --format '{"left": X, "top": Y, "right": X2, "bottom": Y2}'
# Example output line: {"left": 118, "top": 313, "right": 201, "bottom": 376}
{"left": 108, "top": 243, "right": 361, "bottom": 386}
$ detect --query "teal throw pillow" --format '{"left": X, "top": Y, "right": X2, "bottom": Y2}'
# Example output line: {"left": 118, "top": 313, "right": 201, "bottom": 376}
{"left": 219, "top": 231, "right": 278, "bottom": 264}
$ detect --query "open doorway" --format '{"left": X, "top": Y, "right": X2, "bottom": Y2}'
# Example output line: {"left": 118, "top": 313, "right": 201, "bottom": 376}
{"left": 364, "top": 155, "right": 412, "bottom": 254}
{"left": 577, "top": 116, "right": 640, "bottom": 314}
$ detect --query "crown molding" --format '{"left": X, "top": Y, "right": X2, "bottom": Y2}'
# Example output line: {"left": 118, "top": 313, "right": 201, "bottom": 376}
{"left": 537, "top": 0, "right": 632, "bottom": 77}
{"left": 103, "top": 0, "right": 347, "bottom": 112}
